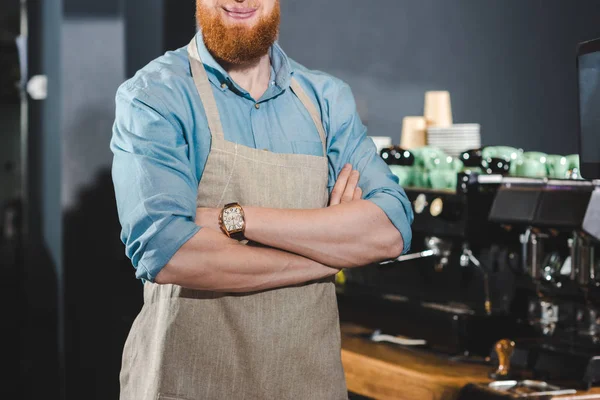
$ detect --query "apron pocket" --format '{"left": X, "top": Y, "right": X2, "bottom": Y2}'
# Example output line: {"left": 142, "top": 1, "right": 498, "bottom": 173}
{"left": 291, "top": 140, "right": 324, "bottom": 157}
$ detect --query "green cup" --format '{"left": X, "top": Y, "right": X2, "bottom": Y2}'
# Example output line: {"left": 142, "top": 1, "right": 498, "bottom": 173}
{"left": 412, "top": 146, "right": 446, "bottom": 169}
{"left": 429, "top": 170, "right": 457, "bottom": 190}
{"left": 432, "top": 155, "right": 461, "bottom": 171}
{"left": 481, "top": 147, "right": 497, "bottom": 159}
{"left": 412, "top": 167, "right": 430, "bottom": 188}
{"left": 452, "top": 157, "right": 464, "bottom": 172}
{"left": 409, "top": 147, "right": 426, "bottom": 168}
{"left": 516, "top": 158, "right": 547, "bottom": 178}
{"left": 546, "top": 155, "right": 569, "bottom": 179}
{"left": 523, "top": 151, "right": 548, "bottom": 162}
{"left": 509, "top": 158, "right": 520, "bottom": 176}
{"left": 483, "top": 146, "right": 522, "bottom": 162}
{"left": 389, "top": 165, "right": 414, "bottom": 187}
{"left": 483, "top": 147, "right": 523, "bottom": 175}
{"left": 566, "top": 154, "right": 580, "bottom": 170}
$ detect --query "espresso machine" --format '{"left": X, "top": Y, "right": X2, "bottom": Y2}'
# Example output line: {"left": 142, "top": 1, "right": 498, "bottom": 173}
{"left": 337, "top": 171, "right": 530, "bottom": 357}
{"left": 479, "top": 178, "right": 600, "bottom": 388}
{"left": 457, "top": 38, "right": 600, "bottom": 397}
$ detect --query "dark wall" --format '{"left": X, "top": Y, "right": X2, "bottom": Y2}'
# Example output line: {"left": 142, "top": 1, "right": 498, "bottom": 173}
{"left": 63, "top": 0, "right": 119, "bottom": 16}
{"left": 163, "top": 1, "right": 197, "bottom": 57}
{"left": 124, "top": 0, "right": 163, "bottom": 77}
{"left": 279, "top": 0, "right": 600, "bottom": 155}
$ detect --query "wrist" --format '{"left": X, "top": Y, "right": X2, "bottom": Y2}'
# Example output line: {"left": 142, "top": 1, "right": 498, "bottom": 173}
{"left": 241, "top": 206, "right": 257, "bottom": 241}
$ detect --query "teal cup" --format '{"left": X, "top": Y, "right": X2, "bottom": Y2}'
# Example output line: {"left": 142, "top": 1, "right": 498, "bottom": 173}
{"left": 389, "top": 165, "right": 414, "bottom": 187}
{"left": 483, "top": 146, "right": 521, "bottom": 162}
{"left": 412, "top": 167, "right": 430, "bottom": 188}
{"left": 481, "top": 147, "right": 497, "bottom": 159}
{"left": 432, "top": 155, "right": 462, "bottom": 171}
{"left": 566, "top": 154, "right": 580, "bottom": 170}
{"left": 412, "top": 146, "right": 446, "bottom": 170}
{"left": 546, "top": 155, "right": 569, "bottom": 179}
{"left": 452, "top": 157, "right": 464, "bottom": 172}
{"left": 409, "top": 147, "right": 426, "bottom": 168}
{"left": 516, "top": 158, "right": 547, "bottom": 178}
{"left": 516, "top": 152, "right": 548, "bottom": 178}
{"left": 523, "top": 151, "right": 548, "bottom": 162}
{"left": 509, "top": 159, "right": 520, "bottom": 176}
{"left": 429, "top": 170, "right": 457, "bottom": 190}
{"left": 483, "top": 147, "right": 523, "bottom": 175}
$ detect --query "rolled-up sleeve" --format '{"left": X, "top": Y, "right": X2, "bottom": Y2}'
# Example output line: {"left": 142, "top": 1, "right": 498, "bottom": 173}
{"left": 111, "top": 84, "right": 201, "bottom": 281}
{"left": 327, "top": 83, "right": 414, "bottom": 254}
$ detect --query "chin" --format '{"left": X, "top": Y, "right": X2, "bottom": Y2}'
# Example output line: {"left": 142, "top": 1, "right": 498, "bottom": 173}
{"left": 224, "top": 20, "right": 258, "bottom": 29}
{"left": 222, "top": 16, "right": 260, "bottom": 27}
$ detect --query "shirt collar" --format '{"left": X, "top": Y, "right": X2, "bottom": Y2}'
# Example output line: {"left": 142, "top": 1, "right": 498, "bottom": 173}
{"left": 194, "top": 30, "right": 293, "bottom": 94}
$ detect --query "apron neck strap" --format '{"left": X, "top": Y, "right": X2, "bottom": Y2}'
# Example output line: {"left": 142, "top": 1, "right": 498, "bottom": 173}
{"left": 289, "top": 79, "right": 328, "bottom": 155}
{"left": 187, "top": 36, "right": 327, "bottom": 154}
{"left": 188, "top": 36, "right": 226, "bottom": 141}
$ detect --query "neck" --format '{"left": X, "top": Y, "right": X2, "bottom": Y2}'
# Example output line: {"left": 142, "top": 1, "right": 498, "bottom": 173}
{"left": 222, "top": 53, "right": 272, "bottom": 101}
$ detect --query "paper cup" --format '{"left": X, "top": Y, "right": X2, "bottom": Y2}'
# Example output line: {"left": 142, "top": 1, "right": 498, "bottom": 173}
{"left": 400, "top": 116, "right": 427, "bottom": 149}
{"left": 424, "top": 91, "right": 453, "bottom": 127}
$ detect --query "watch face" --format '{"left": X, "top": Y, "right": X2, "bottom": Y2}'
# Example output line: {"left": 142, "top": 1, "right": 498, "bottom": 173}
{"left": 223, "top": 207, "right": 244, "bottom": 232}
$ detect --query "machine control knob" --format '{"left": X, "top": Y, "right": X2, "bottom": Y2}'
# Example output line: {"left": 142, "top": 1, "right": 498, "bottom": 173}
{"left": 430, "top": 198, "right": 444, "bottom": 217}
{"left": 490, "top": 339, "right": 515, "bottom": 379}
{"left": 413, "top": 194, "right": 428, "bottom": 214}
{"left": 429, "top": 197, "right": 462, "bottom": 220}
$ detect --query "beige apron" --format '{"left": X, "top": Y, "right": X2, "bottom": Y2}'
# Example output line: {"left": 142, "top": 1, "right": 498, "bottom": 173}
{"left": 119, "top": 37, "right": 347, "bottom": 400}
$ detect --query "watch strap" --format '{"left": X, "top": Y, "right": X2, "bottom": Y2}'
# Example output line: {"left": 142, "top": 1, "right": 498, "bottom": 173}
{"left": 230, "top": 230, "right": 246, "bottom": 241}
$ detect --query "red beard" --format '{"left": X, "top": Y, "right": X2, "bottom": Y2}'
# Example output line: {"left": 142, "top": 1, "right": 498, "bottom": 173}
{"left": 196, "top": 1, "right": 281, "bottom": 65}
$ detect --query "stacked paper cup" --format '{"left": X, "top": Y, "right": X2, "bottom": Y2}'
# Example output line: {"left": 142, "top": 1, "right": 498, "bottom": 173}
{"left": 400, "top": 91, "right": 454, "bottom": 150}
{"left": 427, "top": 124, "right": 482, "bottom": 158}
{"left": 424, "top": 91, "right": 453, "bottom": 128}
{"left": 400, "top": 117, "right": 427, "bottom": 149}
{"left": 399, "top": 91, "right": 481, "bottom": 158}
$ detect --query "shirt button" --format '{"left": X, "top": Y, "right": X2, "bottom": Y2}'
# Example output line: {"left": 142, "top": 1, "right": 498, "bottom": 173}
{"left": 255, "top": 103, "right": 260, "bottom": 109}
{"left": 221, "top": 83, "right": 227, "bottom": 89}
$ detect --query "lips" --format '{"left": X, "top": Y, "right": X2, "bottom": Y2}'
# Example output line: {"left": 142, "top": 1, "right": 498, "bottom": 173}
{"left": 222, "top": 6, "right": 258, "bottom": 20}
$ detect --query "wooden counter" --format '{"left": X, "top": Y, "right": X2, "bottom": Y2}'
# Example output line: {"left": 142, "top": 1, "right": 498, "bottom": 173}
{"left": 341, "top": 323, "right": 600, "bottom": 400}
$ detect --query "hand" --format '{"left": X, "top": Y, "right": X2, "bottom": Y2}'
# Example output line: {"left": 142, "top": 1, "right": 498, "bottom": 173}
{"left": 195, "top": 207, "right": 222, "bottom": 233}
{"left": 329, "top": 164, "right": 362, "bottom": 206}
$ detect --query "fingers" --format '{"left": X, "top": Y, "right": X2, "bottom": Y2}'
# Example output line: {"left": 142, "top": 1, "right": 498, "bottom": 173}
{"left": 330, "top": 164, "right": 352, "bottom": 206}
{"left": 354, "top": 187, "right": 363, "bottom": 201}
{"left": 342, "top": 170, "right": 360, "bottom": 203}
{"left": 330, "top": 164, "right": 363, "bottom": 206}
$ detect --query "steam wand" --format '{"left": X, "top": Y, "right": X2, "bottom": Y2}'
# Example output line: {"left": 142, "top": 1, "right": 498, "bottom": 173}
{"left": 461, "top": 246, "right": 492, "bottom": 316}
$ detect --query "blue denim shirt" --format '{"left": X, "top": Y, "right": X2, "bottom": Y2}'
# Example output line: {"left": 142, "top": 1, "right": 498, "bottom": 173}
{"left": 111, "top": 31, "right": 414, "bottom": 281}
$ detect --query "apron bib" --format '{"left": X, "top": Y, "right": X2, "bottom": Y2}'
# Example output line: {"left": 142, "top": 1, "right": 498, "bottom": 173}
{"left": 119, "top": 37, "right": 347, "bottom": 400}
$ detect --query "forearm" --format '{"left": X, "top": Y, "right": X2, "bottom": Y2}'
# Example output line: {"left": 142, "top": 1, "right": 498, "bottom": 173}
{"left": 155, "top": 227, "right": 340, "bottom": 292}
{"left": 244, "top": 200, "right": 403, "bottom": 268}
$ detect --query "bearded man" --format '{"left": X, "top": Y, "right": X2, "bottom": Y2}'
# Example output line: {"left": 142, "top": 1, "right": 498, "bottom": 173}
{"left": 111, "top": 1, "right": 413, "bottom": 399}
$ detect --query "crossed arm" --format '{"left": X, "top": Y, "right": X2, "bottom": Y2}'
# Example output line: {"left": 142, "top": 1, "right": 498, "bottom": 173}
{"left": 112, "top": 81, "right": 412, "bottom": 293}
{"left": 155, "top": 165, "right": 404, "bottom": 292}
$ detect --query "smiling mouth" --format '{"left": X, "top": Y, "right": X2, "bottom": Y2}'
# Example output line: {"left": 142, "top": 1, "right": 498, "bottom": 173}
{"left": 222, "top": 7, "right": 258, "bottom": 20}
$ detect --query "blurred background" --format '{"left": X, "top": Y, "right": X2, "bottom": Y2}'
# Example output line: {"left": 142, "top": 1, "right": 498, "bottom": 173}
{"left": 1, "top": 0, "right": 599, "bottom": 399}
